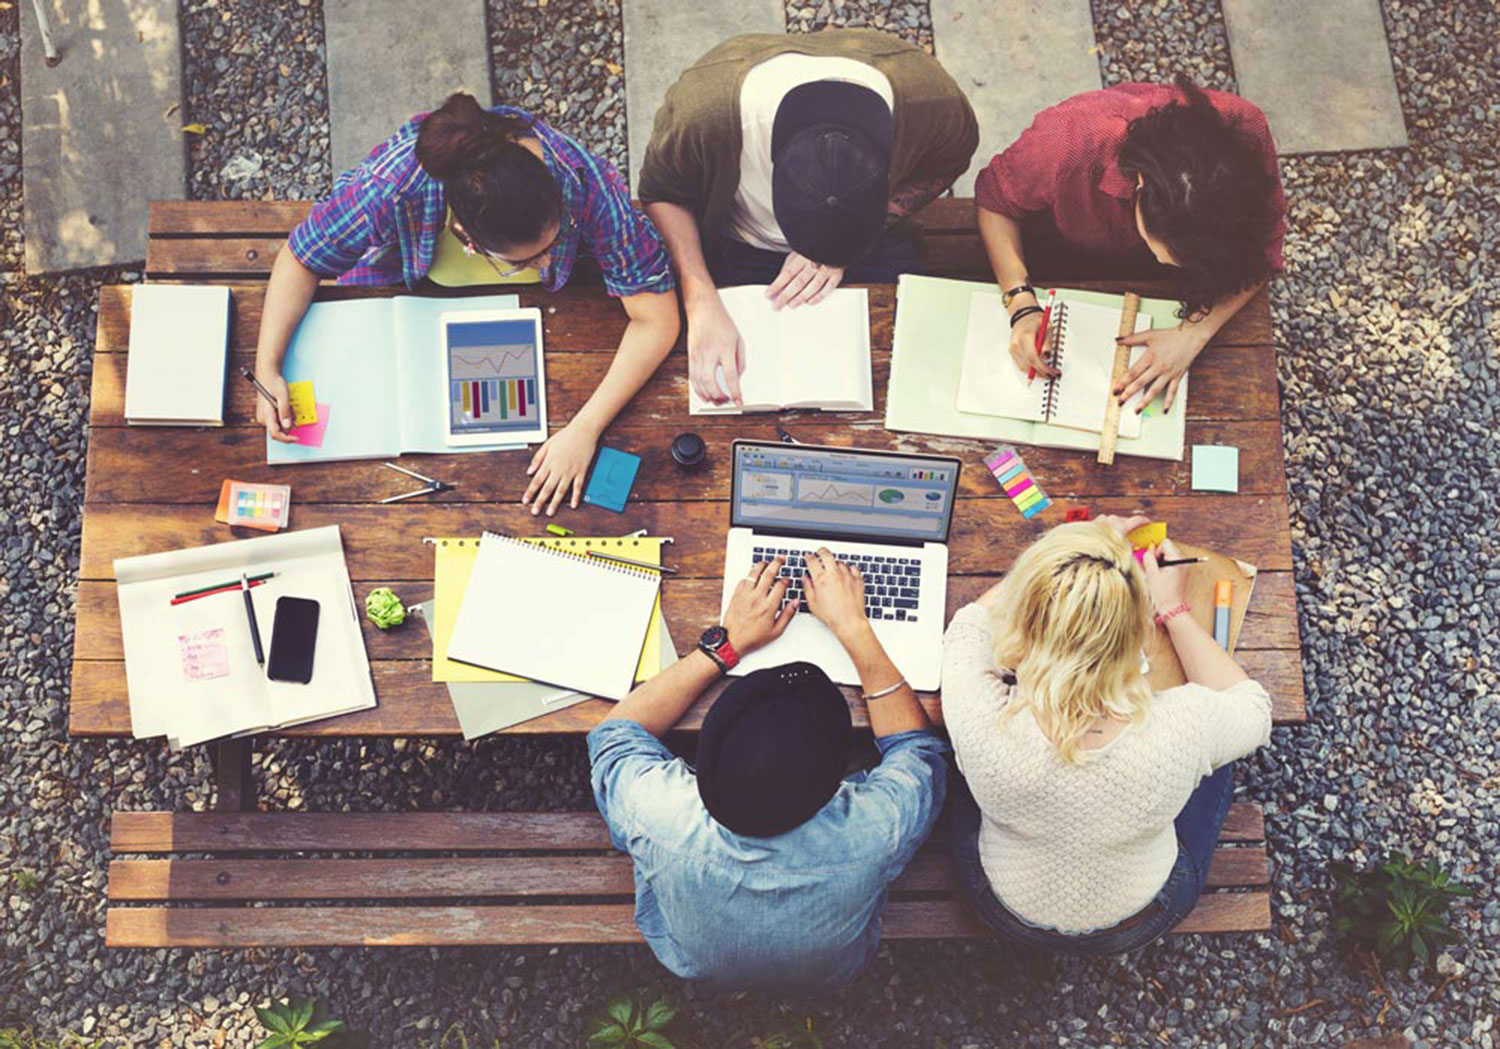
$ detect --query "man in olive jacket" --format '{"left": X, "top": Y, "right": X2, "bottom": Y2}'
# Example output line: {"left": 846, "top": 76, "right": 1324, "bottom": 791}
{"left": 639, "top": 30, "right": 978, "bottom": 407}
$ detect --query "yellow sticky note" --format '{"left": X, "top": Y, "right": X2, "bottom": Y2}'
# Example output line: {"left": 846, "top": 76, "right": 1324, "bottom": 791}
{"left": 1128, "top": 522, "right": 1168, "bottom": 549}
{"left": 287, "top": 381, "right": 318, "bottom": 427}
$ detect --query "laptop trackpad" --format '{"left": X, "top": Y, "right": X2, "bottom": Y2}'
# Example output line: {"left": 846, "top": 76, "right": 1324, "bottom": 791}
{"left": 733, "top": 615, "right": 858, "bottom": 685}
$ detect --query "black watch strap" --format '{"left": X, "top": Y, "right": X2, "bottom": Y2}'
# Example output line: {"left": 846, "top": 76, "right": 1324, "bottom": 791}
{"left": 1002, "top": 282, "right": 1035, "bottom": 308}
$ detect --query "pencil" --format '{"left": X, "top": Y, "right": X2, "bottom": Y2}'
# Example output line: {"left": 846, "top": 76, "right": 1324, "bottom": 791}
{"left": 240, "top": 367, "right": 280, "bottom": 409}
{"left": 175, "top": 571, "right": 275, "bottom": 601}
{"left": 586, "top": 550, "right": 677, "bottom": 574}
{"left": 171, "top": 577, "right": 272, "bottom": 606}
{"left": 1156, "top": 557, "right": 1207, "bottom": 568}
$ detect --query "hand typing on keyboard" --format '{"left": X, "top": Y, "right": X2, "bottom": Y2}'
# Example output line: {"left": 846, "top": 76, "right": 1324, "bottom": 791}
{"left": 751, "top": 545, "right": 923, "bottom": 624}
{"left": 802, "top": 548, "right": 872, "bottom": 643}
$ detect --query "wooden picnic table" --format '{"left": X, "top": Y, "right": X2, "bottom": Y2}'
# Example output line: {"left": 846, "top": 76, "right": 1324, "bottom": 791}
{"left": 71, "top": 200, "right": 1306, "bottom": 746}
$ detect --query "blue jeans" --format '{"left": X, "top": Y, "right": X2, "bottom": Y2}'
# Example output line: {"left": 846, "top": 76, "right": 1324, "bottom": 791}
{"left": 707, "top": 230, "right": 924, "bottom": 287}
{"left": 947, "top": 762, "right": 1238, "bottom": 955}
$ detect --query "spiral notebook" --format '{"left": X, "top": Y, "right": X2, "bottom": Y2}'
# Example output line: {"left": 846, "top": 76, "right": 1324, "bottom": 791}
{"left": 446, "top": 531, "right": 662, "bottom": 700}
{"left": 957, "top": 292, "right": 1152, "bottom": 437}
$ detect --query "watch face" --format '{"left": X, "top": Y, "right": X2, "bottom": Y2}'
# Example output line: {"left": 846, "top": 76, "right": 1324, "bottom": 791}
{"left": 700, "top": 625, "right": 728, "bottom": 648}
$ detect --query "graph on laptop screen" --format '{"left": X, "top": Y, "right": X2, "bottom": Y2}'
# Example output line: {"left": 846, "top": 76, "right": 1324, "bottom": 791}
{"left": 446, "top": 319, "right": 540, "bottom": 436}
{"left": 733, "top": 445, "right": 958, "bottom": 541}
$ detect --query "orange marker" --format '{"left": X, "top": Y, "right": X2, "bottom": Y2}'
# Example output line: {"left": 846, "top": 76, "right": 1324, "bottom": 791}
{"left": 1213, "top": 580, "right": 1233, "bottom": 648}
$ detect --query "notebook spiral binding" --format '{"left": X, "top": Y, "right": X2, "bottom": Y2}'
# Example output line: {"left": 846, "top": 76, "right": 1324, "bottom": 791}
{"left": 1039, "top": 302, "right": 1068, "bottom": 422}
{"left": 475, "top": 531, "right": 661, "bottom": 580}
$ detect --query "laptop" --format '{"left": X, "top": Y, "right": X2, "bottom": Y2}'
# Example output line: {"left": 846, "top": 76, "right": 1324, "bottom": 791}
{"left": 721, "top": 440, "right": 961, "bottom": 691}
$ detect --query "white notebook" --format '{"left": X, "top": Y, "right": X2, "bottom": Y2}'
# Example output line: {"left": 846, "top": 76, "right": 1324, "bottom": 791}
{"left": 446, "top": 532, "right": 662, "bottom": 700}
{"left": 957, "top": 293, "right": 1152, "bottom": 437}
{"left": 124, "top": 284, "right": 231, "bottom": 426}
{"left": 689, "top": 286, "right": 872, "bottom": 414}
{"left": 114, "top": 526, "right": 376, "bottom": 748}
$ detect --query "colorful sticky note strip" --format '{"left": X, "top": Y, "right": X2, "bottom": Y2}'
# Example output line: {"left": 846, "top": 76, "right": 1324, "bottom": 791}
{"left": 1191, "top": 445, "right": 1240, "bottom": 493}
{"left": 287, "top": 381, "right": 319, "bottom": 427}
{"left": 289, "top": 404, "right": 331, "bottom": 448}
{"left": 1128, "top": 522, "right": 1167, "bottom": 549}
{"left": 984, "top": 445, "right": 1051, "bottom": 520}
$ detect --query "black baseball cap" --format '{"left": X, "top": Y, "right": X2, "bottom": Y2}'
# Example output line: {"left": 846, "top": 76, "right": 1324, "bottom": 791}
{"left": 771, "top": 80, "right": 893, "bottom": 268}
{"left": 696, "top": 661, "right": 852, "bottom": 838}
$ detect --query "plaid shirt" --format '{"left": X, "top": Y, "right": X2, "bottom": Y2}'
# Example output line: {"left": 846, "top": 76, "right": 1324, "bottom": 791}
{"left": 975, "top": 84, "right": 1285, "bottom": 272}
{"left": 288, "top": 106, "right": 674, "bottom": 296}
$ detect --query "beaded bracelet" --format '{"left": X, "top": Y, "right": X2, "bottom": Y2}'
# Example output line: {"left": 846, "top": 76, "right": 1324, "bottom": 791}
{"left": 1008, "top": 305, "right": 1044, "bottom": 328}
{"left": 1154, "top": 602, "right": 1191, "bottom": 627}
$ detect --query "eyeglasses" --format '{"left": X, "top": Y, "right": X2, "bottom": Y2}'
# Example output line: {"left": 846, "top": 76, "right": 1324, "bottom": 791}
{"left": 452, "top": 213, "right": 572, "bottom": 278}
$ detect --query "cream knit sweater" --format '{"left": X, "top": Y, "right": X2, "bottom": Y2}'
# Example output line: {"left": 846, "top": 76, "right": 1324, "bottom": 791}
{"left": 941, "top": 604, "right": 1273, "bottom": 934}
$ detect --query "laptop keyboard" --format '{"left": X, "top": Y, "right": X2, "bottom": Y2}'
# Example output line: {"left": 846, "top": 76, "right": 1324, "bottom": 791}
{"left": 751, "top": 545, "right": 922, "bottom": 622}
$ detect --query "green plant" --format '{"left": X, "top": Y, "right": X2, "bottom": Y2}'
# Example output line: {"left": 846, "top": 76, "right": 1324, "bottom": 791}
{"left": 1332, "top": 853, "right": 1472, "bottom": 970}
{"left": 7, "top": 870, "right": 41, "bottom": 894}
{"left": 413, "top": 1023, "right": 501, "bottom": 1049}
{"left": 585, "top": 994, "right": 677, "bottom": 1049}
{"left": 754, "top": 1018, "right": 823, "bottom": 1049}
{"left": 253, "top": 997, "right": 346, "bottom": 1049}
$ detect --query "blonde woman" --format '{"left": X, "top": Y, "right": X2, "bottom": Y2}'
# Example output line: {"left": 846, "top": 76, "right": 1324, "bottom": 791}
{"left": 940, "top": 516, "right": 1272, "bottom": 953}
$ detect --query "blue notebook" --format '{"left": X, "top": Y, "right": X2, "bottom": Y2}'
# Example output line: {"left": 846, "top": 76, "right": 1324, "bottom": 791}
{"left": 269, "top": 294, "right": 524, "bottom": 464}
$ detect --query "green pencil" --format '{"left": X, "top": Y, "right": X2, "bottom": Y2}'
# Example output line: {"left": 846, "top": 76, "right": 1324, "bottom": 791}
{"left": 174, "top": 571, "right": 275, "bottom": 600}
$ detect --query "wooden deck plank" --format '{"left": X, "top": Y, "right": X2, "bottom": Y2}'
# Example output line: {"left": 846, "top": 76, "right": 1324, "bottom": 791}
{"left": 105, "top": 805, "right": 1267, "bottom": 854}
{"left": 72, "top": 571, "right": 1301, "bottom": 661}
{"left": 106, "top": 846, "right": 1267, "bottom": 901}
{"left": 104, "top": 891, "right": 1271, "bottom": 946}
{"left": 94, "top": 282, "right": 1276, "bottom": 354}
{"left": 71, "top": 645, "right": 1305, "bottom": 736}
{"left": 81, "top": 419, "right": 1290, "bottom": 504}
{"left": 75, "top": 497, "right": 1294, "bottom": 582}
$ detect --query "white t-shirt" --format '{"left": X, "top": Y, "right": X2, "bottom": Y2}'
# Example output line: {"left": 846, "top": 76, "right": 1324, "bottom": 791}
{"left": 729, "top": 53, "right": 895, "bottom": 252}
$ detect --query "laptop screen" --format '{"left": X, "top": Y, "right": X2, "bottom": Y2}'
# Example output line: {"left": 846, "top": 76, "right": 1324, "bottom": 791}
{"left": 731, "top": 441, "right": 961, "bottom": 543}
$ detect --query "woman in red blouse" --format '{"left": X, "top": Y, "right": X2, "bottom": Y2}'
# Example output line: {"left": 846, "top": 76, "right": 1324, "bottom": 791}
{"left": 976, "top": 77, "right": 1286, "bottom": 412}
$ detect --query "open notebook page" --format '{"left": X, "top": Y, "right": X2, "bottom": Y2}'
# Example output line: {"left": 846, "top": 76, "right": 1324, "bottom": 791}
{"left": 1047, "top": 299, "right": 1151, "bottom": 438}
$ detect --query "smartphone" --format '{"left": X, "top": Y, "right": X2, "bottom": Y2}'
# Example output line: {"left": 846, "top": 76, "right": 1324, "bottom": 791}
{"left": 267, "top": 596, "right": 320, "bottom": 684}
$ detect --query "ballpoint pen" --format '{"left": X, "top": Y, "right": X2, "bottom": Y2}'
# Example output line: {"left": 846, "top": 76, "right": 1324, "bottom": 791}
{"left": 241, "top": 573, "right": 265, "bottom": 667}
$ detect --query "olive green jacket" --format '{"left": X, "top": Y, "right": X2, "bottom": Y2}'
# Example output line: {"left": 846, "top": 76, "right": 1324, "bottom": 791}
{"left": 638, "top": 29, "right": 979, "bottom": 246}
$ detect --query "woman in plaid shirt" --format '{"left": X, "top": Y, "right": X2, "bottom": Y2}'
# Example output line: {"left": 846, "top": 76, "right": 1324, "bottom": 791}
{"left": 252, "top": 93, "right": 679, "bottom": 515}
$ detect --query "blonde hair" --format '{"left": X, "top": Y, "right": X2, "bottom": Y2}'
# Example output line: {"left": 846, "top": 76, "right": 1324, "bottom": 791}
{"left": 989, "top": 521, "right": 1153, "bottom": 764}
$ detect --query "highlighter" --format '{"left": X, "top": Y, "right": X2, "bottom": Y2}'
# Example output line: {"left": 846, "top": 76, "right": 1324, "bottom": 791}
{"left": 1213, "top": 580, "right": 1232, "bottom": 649}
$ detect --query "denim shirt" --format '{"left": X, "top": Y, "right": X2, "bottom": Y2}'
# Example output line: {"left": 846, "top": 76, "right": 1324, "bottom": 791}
{"left": 587, "top": 719, "right": 949, "bottom": 990}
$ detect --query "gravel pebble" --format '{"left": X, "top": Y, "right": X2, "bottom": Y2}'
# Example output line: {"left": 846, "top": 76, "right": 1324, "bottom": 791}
{"left": 2, "top": 1, "right": 1497, "bottom": 1046}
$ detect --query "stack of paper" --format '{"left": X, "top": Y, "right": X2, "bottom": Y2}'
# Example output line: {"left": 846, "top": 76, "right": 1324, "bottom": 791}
{"left": 115, "top": 526, "right": 375, "bottom": 747}
{"left": 124, "top": 284, "right": 231, "bottom": 426}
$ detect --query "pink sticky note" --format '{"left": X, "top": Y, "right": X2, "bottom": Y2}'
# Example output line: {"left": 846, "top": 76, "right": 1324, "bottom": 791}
{"left": 290, "top": 404, "right": 330, "bottom": 447}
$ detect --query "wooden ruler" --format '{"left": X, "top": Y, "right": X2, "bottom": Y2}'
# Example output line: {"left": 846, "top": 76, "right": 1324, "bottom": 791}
{"left": 1096, "top": 291, "right": 1142, "bottom": 465}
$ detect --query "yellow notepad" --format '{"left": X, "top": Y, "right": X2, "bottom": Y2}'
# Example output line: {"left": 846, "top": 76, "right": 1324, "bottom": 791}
{"left": 431, "top": 536, "right": 668, "bottom": 683}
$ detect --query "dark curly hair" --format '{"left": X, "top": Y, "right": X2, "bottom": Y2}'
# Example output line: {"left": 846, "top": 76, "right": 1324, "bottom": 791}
{"left": 414, "top": 92, "right": 563, "bottom": 252}
{"left": 1117, "top": 76, "right": 1278, "bottom": 319}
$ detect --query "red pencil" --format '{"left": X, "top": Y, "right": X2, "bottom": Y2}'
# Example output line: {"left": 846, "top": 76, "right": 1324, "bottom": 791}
{"left": 170, "top": 578, "right": 268, "bottom": 606}
{"left": 1028, "top": 288, "right": 1057, "bottom": 384}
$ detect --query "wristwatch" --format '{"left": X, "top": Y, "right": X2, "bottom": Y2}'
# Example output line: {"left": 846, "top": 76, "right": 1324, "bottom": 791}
{"left": 697, "top": 625, "right": 740, "bottom": 675}
{"left": 1001, "top": 282, "right": 1036, "bottom": 309}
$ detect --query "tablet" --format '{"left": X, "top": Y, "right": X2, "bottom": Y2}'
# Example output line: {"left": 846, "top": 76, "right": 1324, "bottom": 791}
{"left": 441, "top": 308, "right": 548, "bottom": 446}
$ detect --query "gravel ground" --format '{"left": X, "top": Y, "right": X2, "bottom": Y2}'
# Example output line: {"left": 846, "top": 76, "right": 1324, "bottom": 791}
{"left": 3, "top": 1, "right": 1498, "bottom": 1046}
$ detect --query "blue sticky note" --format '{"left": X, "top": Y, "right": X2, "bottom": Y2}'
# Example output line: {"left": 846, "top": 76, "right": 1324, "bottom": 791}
{"left": 1191, "top": 445, "right": 1239, "bottom": 493}
{"left": 583, "top": 447, "right": 642, "bottom": 513}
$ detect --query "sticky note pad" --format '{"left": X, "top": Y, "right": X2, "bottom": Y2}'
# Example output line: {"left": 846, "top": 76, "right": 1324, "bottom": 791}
{"left": 289, "top": 404, "right": 331, "bottom": 448}
{"left": 287, "top": 381, "right": 319, "bottom": 427}
{"left": 1191, "top": 445, "right": 1240, "bottom": 493}
{"left": 1128, "top": 522, "right": 1167, "bottom": 549}
{"left": 583, "top": 446, "right": 641, "bottom": 513}
{"left": 985, "top": 445, "right": 1050, "bottom": 521}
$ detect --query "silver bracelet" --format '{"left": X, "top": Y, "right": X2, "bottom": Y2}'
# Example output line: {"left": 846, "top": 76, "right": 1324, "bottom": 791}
{"left": 862, "top": 678, "right": 908, "bottom": 701}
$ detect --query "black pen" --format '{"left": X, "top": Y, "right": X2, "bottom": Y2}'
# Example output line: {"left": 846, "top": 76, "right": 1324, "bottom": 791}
{"left": 241, "top": 573, "right": 265, "bottom": 667}
{"left": 240, "top": 367, "right": 280, "bottom": 410}
{"left": 1156, "top": 557, "right": 1207, "bottom": 568}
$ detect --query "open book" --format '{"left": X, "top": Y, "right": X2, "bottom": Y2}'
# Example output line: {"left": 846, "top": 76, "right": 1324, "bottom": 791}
{"left": 268, "top": 293, "right": 526, "bottom": 463}
{"left": 958, "top": 293, "right": 1152, "bottom": 437}
{"left": 689, "top": 286, "right": 872, "bottom": 414}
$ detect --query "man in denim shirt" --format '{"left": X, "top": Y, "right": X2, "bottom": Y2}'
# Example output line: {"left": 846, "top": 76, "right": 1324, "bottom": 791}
{"left": 588, "top": 550, "right": 949, "bottom": 990}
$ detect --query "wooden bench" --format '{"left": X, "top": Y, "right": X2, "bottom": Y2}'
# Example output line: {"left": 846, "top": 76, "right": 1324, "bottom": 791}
{"left": 105, "top": 807, "right": 1271, "bottom": 946}
{"left": 83, "top": 198, "right": 1304, "bottom": 946}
